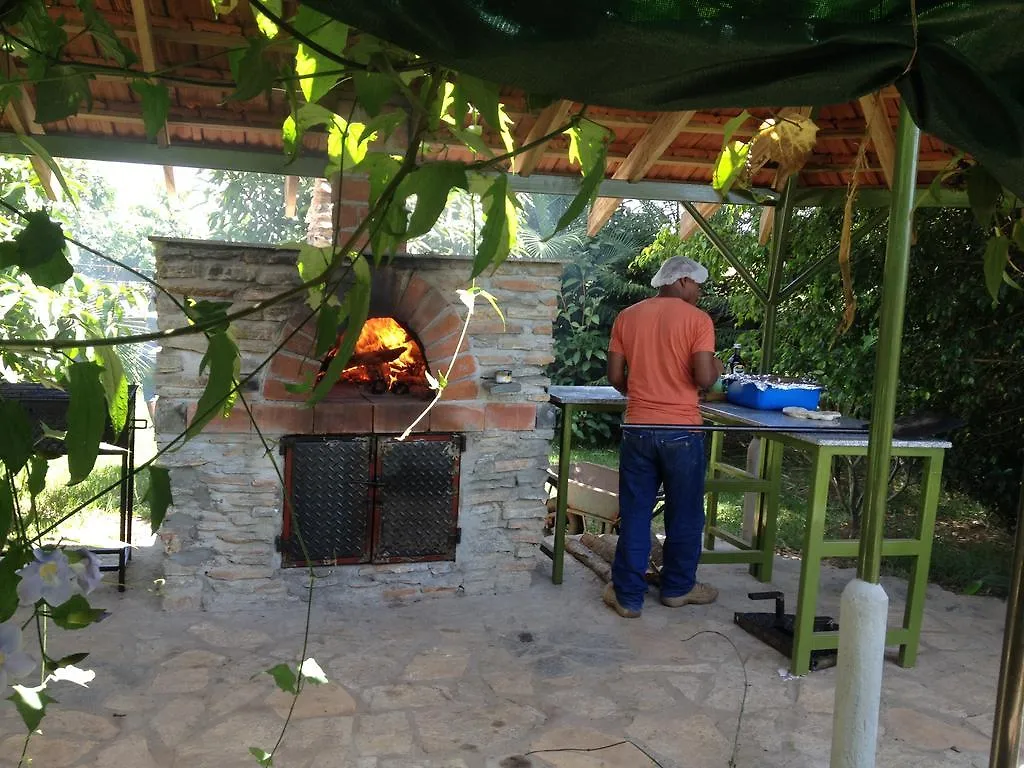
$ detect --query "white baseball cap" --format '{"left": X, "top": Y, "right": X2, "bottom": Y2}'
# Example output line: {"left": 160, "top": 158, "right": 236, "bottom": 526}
{"left": 650, "top": 256, "right": 709, "bottom": 288}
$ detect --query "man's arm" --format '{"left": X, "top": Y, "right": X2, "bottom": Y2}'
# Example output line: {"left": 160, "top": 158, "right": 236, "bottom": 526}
{"left": 692, "top": 351, "right": 724, "bottom": 390}
{"left": 607, "top": 351, "right": 628, "bottom": 395}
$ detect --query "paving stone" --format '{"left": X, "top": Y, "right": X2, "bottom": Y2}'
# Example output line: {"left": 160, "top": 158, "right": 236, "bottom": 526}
{"left": 403, "top": 648, "right": 471, "bottom": 680}
{"left": 161, "top": 649, "right": 228, "bottom": 668}
{"left": 265, "top": 683, "right": 359, "bottom": 719}
{"left": 1, "top": 735, "right": 95, "bottom": 767}
{"left": 543, "top": 688, "right": 619, "bottom": 719}
{"left": 354, "top": 712, "right": 414, "bottom": 756}
{"left": 149, "top": 666, "right": 211, "bottom": 694}
{"left": 415, "top": 702, "right": 546, "bottom": 754}
{"left": 92, "top": 734, "right": 159, "bottom": 768}
{"left": 152, "top": 698, "right": 206, "bottom": 746}
{"left": 41, "top": 708, "right": 121, "bottom": 740}
{"left": 365, "top": 684, "right": 452, "bottom": 711}
{"left": 188, "top": 621, "right": 271, "bottom": 649}
{"left": 627, "top": 712, "right": 731, "bottom": 766}
{"left": 483, "top": 671, "right": 535, "bottom": 697}
{"left": 885, "top": 707, "right": 991, "bottom": 753}
{"left": 529, "top": 725, "right": 650, "bottom": 767}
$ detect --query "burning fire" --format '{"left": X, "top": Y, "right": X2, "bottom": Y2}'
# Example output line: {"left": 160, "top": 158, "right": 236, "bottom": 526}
{"left": 324, "top": 317, "right": 427, "bottom": 391}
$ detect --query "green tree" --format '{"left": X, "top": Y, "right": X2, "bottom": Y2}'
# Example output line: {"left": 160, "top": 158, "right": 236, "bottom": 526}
{"left": 203, "top": 170, "right": 314, "bottom": 244}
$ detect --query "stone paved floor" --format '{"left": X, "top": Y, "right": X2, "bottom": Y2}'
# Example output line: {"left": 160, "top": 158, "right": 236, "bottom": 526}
{"left": 0, "top": 538, "right": 1003, "bottom": 768}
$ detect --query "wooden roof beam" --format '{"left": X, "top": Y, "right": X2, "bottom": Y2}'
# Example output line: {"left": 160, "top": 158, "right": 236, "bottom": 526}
{"left": 587, "top": 110, "right": 695, "bottom": 235}
{"left": 857, "top": 92, "right": 896, "bottom": 188}
{"left": 130, "top": 0, "right": 178, "bottom": 197}
{"left": 284, "top": 174, "right": 299, "bottom": 217}
{"left": 516, "top": 100, "right": 572, "bottom": 177}
{"left": 679, "top": 202, "right": 721, "bottom": 241}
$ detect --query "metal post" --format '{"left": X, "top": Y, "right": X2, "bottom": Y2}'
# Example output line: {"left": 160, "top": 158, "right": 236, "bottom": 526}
{"left": 680, "top": 199, "right": 770, "bottom": 305}
{"left": 989, "top": 465, "right": 1024, "bottom": 768}
{"left": 857, "top": 103, "right": 920, "bottom": 582}
{"left": 760, "top": 177, "right": 796, "bottom": 373}
{"left": 551, "top": 404, "right": 574, "bottom": 584}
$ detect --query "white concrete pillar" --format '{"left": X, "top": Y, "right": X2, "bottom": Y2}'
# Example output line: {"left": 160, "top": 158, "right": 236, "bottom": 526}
{"left": 830, "top": 579, "right": 889, "bottom": 768}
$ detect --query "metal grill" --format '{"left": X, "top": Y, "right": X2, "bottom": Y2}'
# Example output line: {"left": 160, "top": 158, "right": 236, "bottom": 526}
{"left": 280, "top": 434, "right": 460, "bottom": 567}
{"left": 282, "top": 437, "right": 372, "bottom": 566}
{"left": 374, "top": 436, "right": 460, "bottom": 563}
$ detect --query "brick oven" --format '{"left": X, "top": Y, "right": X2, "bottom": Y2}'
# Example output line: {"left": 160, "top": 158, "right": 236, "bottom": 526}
{"left": 151, "top": 237, "right": 561, "bottom": 611}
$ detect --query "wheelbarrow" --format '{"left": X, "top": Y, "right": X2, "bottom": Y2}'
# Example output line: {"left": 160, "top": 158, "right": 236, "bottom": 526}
{"left": 543, "top": 462, "right": 665, "bottom": 535}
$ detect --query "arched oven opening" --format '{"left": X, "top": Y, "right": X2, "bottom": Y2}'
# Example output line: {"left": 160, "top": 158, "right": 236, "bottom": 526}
{"left": 318, "top": 316, "right": 431, "bottom": 397}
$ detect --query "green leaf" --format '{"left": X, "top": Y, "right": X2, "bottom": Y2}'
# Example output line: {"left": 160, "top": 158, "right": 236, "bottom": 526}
{"left": 184, "top": 298, "right": 232, "bottom": 333}
{"left": 362, "top": 152, "right": 403, "bottom": 207}
{"left": 266, "top": 663, "right": 298, "bottom": 694}
{"left": 3, "top": 211, "right": 72, "bottom": 287}
{"left": 315, "top": 303, "right": 342, "bottom": 357}
{"left": 66, "top": 361, "right": 106, "bottom": 484}
{"left": 94, "top": 346, "right": 128, "bottom": 435}
{"left": 25, "top": 454, "right": 46, "bottom": 499}
{"left": 474, "top": 288, "right": 505, "bottom": 329}
{"left": 297, "top": 243, "right": 334, "bottom": 308}
{"left": 49, "top": 594, "right": 106, "bottom": 630}
{"left": 0, "top": 481, "right": 11, "bottom": 552}
{"left": 399, "top": 163, "right": 469, "bottom": 239}
{"left": 713, "top": 140, "right": 750, "bottom": 197}
{"left": 228, "top": 38, "right": 278, "bottom": 102}
{"left": 292, "top": 6, "right": 348, "bottom": 104}
{"left": 310, "top": 256, "right": 371, "bottom": 404}
{"left": 552, "top": 153, "right": 606, "bottom": 235}
{"left": 282, "top": 102, "right": 335, "bottom": 160}
{"left": 252, "top": 0, "right": 281, "bottom": 38}
{"left": 983, "top": 234, "right": 1010, "bottom": 305}
{"left": 353, "top": 72, "right": 397, "bottom": 118}
{"left": 145, "top": 465, "right": 172, "bottom": 534}
{"left": 43, "top": 652, "right": 89, "bottom": 675}
{"left": 473, "top": 175, "right": 515, "bottom": 278}
{"left": 457, "top": 75, "right": 501, "bottom": 134}
{"left": 1013, "top": 220, "right": 1024, "bottom": 253}
{"left": 326, "top": 117, "right": 371, "bottom": 175}
{"left": 299, "top": 657, "right": 328, "bottom": 685}
{"left": 249, "top": 747, "right": 274, "bottom": 767}
{"left": 0, "top": 399, "right": 34, "bottom": 474}
{"left": 721, "top": 110, "right": 752, "bottom": 144}
{"left": 967, "top": 165, "right": 1003, "bottom": 227}
{"left": 1004, "top": 270, "right": 1023, "bottom": 291}
{"left": 16, "top": 135, "right": 74, "bottom": 201}
{"left": 33, "top": 66, "right": 93, "bottom": 123}
{"left": 8, "top": 685, "right": 56, "bottom": 732}
{"left": 130, "top": 81, "right": 170, "bottom": 141}
{"left": 0, "top": 551, "right": 23, "bottom": 621}
{"left": 76, "top": 0, "right": 137, "bottom": 67}
{"left": 187, "top": 331, "right": 241, "bottom": 438}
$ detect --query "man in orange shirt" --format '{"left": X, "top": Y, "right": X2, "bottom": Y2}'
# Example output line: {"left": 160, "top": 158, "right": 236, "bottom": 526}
{"left": 604, "top": 255, "right": 723, "bottom": 618}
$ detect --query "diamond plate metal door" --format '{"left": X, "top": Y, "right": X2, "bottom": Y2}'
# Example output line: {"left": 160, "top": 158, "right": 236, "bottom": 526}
{"left": 281, "top": 437, "right": 372, "bottom": 566}
{"left": 372, "top": 435, "right": 460, "bottom": 563}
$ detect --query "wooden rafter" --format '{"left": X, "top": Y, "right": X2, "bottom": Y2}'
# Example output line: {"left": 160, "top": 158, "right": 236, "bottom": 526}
{"left": 758, "top": 106, "right": 814, "bottom": 245}
{"left": 679, "top": 202, "right": 721, "bottom": 241}
{"left": 130, "top": 0, "right": 178, "bottom": 197}
{"left": 587, "top": 110, "right": 695, "bottom": 235}
{"left": 284, "top": 175, "right": 299, "bottom": 217}
{"left": 516, "top": 100, "right": 572, "bottom": 177}
{"left": 858, "top": 92, "right": 896, "bottom": 188}
{"left": 4, "top": 83, "right": 57, "bottom": 200}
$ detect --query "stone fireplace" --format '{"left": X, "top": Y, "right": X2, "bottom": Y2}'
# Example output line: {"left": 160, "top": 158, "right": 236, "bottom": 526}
{"left": 152, "top": 238, "right": 560, "bottom": 611}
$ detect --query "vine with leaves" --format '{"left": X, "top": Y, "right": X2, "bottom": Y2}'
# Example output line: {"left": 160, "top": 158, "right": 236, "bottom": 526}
{"left": 0, "top": 1, "right": 614, "bottom": 765}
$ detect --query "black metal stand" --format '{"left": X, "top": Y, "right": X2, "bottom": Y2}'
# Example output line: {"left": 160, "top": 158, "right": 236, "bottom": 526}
{"left": 734, "top": 591, "right": 840, "bottom": 672}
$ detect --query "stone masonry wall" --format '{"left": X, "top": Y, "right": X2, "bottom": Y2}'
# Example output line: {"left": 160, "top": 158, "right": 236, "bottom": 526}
{"left": 152, "top": 238, "right": 561, "bottom": 611}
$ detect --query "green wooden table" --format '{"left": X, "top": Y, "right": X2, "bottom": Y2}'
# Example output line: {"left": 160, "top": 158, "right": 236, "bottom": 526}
{"left": 547, "top": 386, "right": 950, "bottom": 675}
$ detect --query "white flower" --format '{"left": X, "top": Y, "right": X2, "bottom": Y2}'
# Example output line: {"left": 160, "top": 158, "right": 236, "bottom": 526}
{"left": 66, "top": 549, "right": 103, "bottom": 595}
{"left": 17, "top": 549, "right": 77, "bottom": 607}
{"left": 0, "top": 621, "right": 37, "bottom": 690}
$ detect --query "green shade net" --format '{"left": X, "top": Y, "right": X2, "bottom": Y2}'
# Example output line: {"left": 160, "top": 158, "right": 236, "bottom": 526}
{"left": 308, "top": 0, "right": 1024, "bottom": 197}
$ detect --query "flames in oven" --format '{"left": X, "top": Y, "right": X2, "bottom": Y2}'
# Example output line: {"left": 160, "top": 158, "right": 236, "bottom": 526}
{"left": 319, "top": 317, "right": 428, "bottom": 393}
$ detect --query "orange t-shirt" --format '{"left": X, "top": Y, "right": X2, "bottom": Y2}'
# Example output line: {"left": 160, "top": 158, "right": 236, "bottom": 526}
{"left": 608, "top": 297, "right": 716, "bottom": 425}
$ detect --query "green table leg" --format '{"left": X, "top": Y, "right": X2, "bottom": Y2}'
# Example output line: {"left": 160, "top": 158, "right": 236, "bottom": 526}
{"left": 752, "top": 439, "right": 783, "bottom": 583}
{"left": 704, "top": 429, "right": 724, "bottom": 550}
{"left": 552, "top": 404, "right": 575, "bottom": 585}
{"left": 898, "top": 450, "right": 944, "bottom": 667}
{"left": 791, "top": 448, "right": 833, "bottom": 675}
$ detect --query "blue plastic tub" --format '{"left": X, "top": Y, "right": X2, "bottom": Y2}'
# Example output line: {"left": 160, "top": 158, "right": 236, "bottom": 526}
{"left": 726, "top": 380, "right": 822, "bottom": 411}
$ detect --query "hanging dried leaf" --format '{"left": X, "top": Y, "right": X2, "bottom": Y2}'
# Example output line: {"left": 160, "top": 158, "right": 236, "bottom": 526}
{"left": 749, "top": 113, "right": 819, "bottom": 180}
{"left": 837, "top": 189, "right": 858, "bottom": 335}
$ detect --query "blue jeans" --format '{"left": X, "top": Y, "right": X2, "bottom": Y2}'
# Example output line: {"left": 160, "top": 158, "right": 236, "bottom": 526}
{"left": 612, "top": 428, "right": 706, "bottom": 611}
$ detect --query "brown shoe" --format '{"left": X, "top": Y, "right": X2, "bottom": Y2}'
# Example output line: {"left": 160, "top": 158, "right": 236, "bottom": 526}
{"left": 603, "top": 583, "right": 641, "bottom": 618}
{"left": 661, "top": 582, "right": 718, "bottom": 607}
